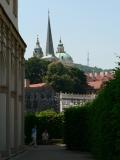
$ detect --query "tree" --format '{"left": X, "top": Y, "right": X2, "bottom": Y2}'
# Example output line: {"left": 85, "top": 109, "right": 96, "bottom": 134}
{"left": 44, "top": 62, "right": 88, "bottom": 93}
{"left": 25, "top": 57, "right": 49, "bottom": 83}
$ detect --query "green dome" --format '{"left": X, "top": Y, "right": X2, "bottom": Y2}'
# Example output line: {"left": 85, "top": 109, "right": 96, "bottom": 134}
{"left": 55, "top": 52, "right": 73, "bottom": 65}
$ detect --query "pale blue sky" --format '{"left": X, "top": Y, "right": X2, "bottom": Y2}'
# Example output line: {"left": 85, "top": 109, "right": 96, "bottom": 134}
{"left": 19, "top": 0, "right": 120, "bottom": 69}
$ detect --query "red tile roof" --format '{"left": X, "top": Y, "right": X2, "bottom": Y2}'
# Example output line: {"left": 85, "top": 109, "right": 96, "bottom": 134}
{"left": 88, "top": 81, "right": 103, "bottom": 90}
{"left": 29, "top": 83, "right": 46, "bottom": 88}
{"left": 86, "top": 72, "right": 113, "bottom": 90}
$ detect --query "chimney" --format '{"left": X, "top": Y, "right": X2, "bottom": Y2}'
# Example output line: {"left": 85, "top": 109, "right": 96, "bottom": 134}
{"left": 24, "top": 79, "right": 30, "bottom": 88}
{"left": 100, "top": 72, "right": 105, "bottom": 77}
{"left": 94, "top": 72, "right": 97, "bottom": 77}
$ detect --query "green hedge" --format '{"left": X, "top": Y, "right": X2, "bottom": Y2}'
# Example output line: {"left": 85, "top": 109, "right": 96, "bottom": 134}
{"left": 89, "top": 75, "right": 120, "bottom": 160}
{"left": 25, "top": 110, "right": 64, "bottom": 144}
{"left": 64, "top": 68, "right": 120, "bottom": 160}
{"left": 64, "top": 105, "right": 90, "bottom": 151}
{"left": 24, "top": 113, "right": 37, "bottom": 144}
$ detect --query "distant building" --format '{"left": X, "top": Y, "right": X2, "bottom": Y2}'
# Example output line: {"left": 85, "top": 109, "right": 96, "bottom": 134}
{"left": 24, "top": 71, "right": 113, "bottom": 113}
{"left": 55, "top": 38, "right": 73, "bottom": 66}
{"left": 25, "top": 80, "right": 96, "bottom": 113}
{"left": 0, "top": 0, "right": 26, "bottom": 157}
{"left": 25, "top": 80, "right": 59, "bottom": 112}
{"left": 86, "top": 71, "right": 113, "bottom": 91}
{"left": 33, "top": 36, "right": 43, "bottom": 58}
{"left": 33, "top": 12, "right": 74, "bottom": 66}
{"left": 59, "top": 92, "right": 96, "bottom": 112}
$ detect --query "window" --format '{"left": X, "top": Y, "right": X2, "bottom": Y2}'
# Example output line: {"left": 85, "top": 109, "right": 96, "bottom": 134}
{"left": 13, "top": 0, "right": 18, "bottom": 17}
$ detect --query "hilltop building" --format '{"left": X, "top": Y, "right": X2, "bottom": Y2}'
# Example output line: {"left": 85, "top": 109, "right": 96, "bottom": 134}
{"left": 25, "top": 80, "right": 59, "bottom": 112}
{"left": 55, "top": 38, "right": 73, "bottom": 66}
{"left": 33, "top": 36, "right": 43, "bottom": 58}
{"left": 86, "top": 71, "right": 113, "bottom": 91}
{"left": 0, "top": 0, "right": 26, "bottom": 157}
{"left": 33, "top": 13, "right": 73, "bottom": 66}
{"left": 24, "top": 80, "right": 95, "bottom": 113}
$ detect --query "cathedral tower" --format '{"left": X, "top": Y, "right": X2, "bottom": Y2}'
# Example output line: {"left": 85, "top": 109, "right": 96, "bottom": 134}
{"left": 57, "top": 38, "right": 65, "bottom": 53}
{"left": 46, "top": 11, "right": 54, "bottom": 56}
{"left": 33, "top": 35, "right": 43, "bottom": 58}
{"left": 55, "top": 38, "right": 73, "bottom": 66}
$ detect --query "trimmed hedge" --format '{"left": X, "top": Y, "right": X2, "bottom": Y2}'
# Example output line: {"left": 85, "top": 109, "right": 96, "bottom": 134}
{"left": 24, "top": 113, "right": 37, "bottom": 144}
{"left": 64, "top": 68, "right": 120, "bottom": 160}
{"left": 64, "top": 105, "right": 90, "bottom": 151}
{"left": 89, "top": 75, "right": 120, "bottom": 160}
{"left": 25, "top": 110, "right": 64, "bottom": 144}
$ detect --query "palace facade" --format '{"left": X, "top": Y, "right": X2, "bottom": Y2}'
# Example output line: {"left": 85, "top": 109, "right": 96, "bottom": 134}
{"left": 0, "top": 0, "right": 26, "bottom": 157}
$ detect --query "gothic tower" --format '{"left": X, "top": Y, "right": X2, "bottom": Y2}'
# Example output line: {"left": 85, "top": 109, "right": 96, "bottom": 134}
{"left": 46, "top": 11, "right": 54, "bottom": 56}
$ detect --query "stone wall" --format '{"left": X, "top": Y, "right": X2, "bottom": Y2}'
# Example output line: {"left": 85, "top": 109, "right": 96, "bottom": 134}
{"left": 59, "top": 92, "right": 96, "bottom": 112}
{"left": 25, "top": 86, "right": 60, "bottom": 112}
{"left": 0, "top": 0, "right": 18, "bottom": 29}
{"left": 0, "top": 3, "right": 26, "bottom": 157}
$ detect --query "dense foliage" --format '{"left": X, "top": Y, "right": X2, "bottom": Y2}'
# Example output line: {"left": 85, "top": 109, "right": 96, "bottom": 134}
{"left": 25, "top": 57, "right": 88, "bottom": 93}
{"left": 64, "top": 106, "right": 90, "bottom": 151}
{"left": 24, "top": 113, "right": 38, "bottom": 144}
{"left": 25, "top": 57, "right": 49, "bottom": 83}
{"left": 44, "top": 62, "right": 88, "bottom": 93}
{"left": 25, "top": 110, "right": 64, "bottom": 144}
{"left": 89, "top": 69, "right": 120, "bottom": 160}
{"left": 64, "top": 67, "right": 120, "bottom": 160}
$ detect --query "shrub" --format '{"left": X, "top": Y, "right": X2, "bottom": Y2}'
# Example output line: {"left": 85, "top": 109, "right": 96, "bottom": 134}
{"left": 24, "top": 110, "right": 64, "bottom": 144}
{"left": 64, "top": 105, "right": 90, "bottom": 151}
{"left": 64, "top": 68, "right": 120, "bottom": 160}
{"left": 24, "top": 113, "right": 37, "bottom": 144}
{"left": 89, "top": 76, "right": 120, "bottom": 160}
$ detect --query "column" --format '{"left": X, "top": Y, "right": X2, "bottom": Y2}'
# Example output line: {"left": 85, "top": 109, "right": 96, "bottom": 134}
{"left": 14, "top": 40, "right": 19, "bottom": 151}
{"left": 6, "top": 25, "right": 11, "bottom": 155}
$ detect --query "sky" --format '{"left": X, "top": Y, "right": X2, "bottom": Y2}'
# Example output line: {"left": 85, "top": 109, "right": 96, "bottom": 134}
{"left": 19, "top": 0, "right": 120, "bottom": 69}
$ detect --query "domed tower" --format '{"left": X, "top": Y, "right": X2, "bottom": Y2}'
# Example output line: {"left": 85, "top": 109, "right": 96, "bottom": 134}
{"left": 55, "top": 38, "right": 73, "bottom": 66}
{"left": 33, "top": 36, "right": 43, "bottom": 58}
{"left": 57, "top": 38, "right": 64, "bottom": 53}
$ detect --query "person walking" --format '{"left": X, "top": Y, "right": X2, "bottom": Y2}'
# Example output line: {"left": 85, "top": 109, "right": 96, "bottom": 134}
{"left": 31, "top": 125, "right": 37, "bottom": 147}
{"left": 42, "top": 129, "right": 49, "bottom": 145}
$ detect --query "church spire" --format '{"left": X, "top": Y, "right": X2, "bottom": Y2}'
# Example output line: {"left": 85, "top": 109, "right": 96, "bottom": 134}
{"left": 46, "top": 11, "right": 54, "bottom": 56}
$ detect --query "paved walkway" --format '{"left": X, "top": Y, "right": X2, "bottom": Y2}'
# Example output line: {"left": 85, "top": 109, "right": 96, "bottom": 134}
{"left": 10, "top": 145, "right": 94, "bottom": 160}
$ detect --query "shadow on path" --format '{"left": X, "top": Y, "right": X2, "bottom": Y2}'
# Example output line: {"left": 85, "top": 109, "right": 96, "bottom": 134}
{"left": 11, "top": 145, "right": 94, "bottom": 160}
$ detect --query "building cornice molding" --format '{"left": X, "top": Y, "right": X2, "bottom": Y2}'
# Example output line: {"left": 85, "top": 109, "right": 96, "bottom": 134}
{"left": 0, "top": 4, "right": 26, "bottom": 49}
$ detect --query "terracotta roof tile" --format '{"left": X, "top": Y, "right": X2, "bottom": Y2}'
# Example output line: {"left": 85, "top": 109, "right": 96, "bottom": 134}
{"left": 29, "top": 83, "right": 46, "bottom": 88}
{"left": 88, "top": 81, "right": 103, "bottom": 90}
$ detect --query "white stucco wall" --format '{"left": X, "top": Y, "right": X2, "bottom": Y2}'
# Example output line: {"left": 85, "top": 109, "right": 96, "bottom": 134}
{"left": 0, "top": 0, "right": 18, "bottom": 29}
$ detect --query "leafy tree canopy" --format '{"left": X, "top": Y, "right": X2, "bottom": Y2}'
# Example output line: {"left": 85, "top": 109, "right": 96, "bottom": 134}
{"left": 44, "top": 62, "right": 88, "bottom": 93}
{"left": 25, "top": 58, "right": 88, "bottom": 93}
{"left": 25, "top": 57, "right": 49, "bottom": 83}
